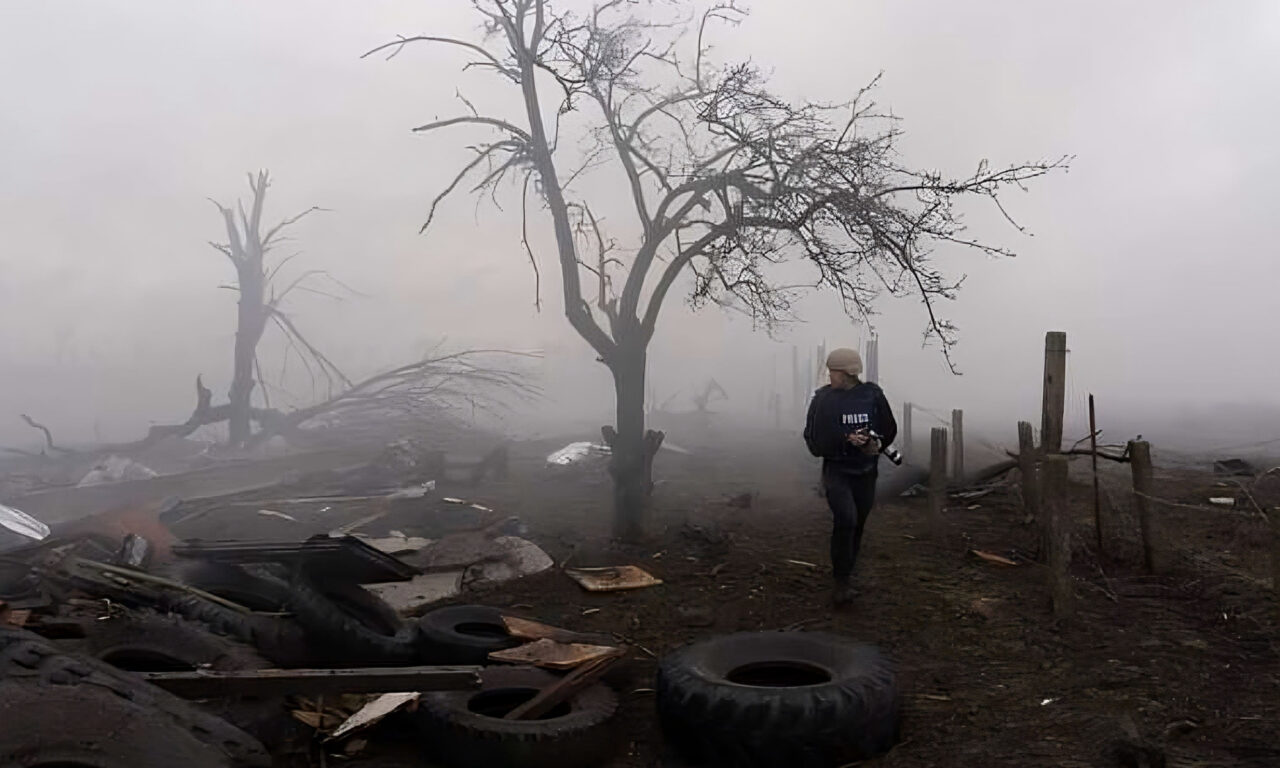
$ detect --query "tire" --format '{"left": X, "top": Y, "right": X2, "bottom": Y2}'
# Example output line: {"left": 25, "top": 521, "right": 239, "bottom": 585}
{"left": 417, "top": 665, "right": 619, "bottom": 768}
{"left": 80, "top": 608, "right": 294, "bottom": 747}
{"left": 417, "top": 605, "right": 522, "bottom": 664}
{"left": 656, "top": 631, "right": 900, "bottom": 768}
{"left": 283, "top": 574, "right": 421, "bottom": 666}
{"left": 171, "top": 560, "right": 419, "bottom": 665}
{"left": 0, "top": 625, "right": 269, "bottom": 767}
{"left": 160, "top": 562, "right": 317, "bottom": 668}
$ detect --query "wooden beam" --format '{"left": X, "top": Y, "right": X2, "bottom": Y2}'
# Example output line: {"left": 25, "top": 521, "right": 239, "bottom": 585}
{"left": 141, "top": 665, "right": 482, "bottom": 699}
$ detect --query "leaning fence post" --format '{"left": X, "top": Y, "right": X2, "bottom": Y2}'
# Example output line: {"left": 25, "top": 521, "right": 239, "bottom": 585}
{"left": 1042, "top": 454, "right": 1074, "bottom": 618}
{"left": 930, "top": 427, "right": 948, "bottom": 539}
{"left": 1129, "top": 440, "right": 1159, "bottom": 573}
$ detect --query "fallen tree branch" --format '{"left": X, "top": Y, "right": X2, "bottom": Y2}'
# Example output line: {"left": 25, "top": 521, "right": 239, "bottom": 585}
{"left": 1006, "top": 448, "right": 1132, "bottom": 464}
{"left": 19, "top": 414, "right": 62, "bottom": 453}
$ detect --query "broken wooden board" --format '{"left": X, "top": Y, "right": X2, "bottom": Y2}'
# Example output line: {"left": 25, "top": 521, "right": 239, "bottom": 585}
{"left": 327, "top": 692, "right": 421, "bottom": 741}
{"left": 504, "top": 654, "right": 620, "bottom": 720}
{"left": 501, "top": 615, "right": 589, "bottom": 644}
{"left": 488, "top": 638, "right": 624, "bottom": 670}
{"left": 565, "top": 565, "right": 663, "bottom": 592}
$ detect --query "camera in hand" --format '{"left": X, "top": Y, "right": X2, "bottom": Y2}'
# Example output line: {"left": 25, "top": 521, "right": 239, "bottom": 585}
{"left": 866, "top": 430, "right": 904, "bottom": 466}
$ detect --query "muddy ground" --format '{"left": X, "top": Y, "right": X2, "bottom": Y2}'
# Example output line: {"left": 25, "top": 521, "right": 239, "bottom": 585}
{"left": 175, "top": 426, "right": 1280, "bottom": 767}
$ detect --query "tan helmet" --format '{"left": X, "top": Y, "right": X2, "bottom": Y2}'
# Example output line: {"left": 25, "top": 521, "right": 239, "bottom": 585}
{"left": 825, "top": 347, "right": 863, "bottom": 377}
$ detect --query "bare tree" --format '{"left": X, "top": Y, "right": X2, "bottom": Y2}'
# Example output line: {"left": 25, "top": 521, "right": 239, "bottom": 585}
{"left": 368, "top": 0, "right": 1068, "bottom": 538}
{"left": 208, "top": 171, "right": 348, "bottom": 446}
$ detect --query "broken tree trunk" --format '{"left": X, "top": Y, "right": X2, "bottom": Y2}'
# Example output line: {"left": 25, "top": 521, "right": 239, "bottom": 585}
{"left": 605, "top": 343, "right": 663, "bottom": 540}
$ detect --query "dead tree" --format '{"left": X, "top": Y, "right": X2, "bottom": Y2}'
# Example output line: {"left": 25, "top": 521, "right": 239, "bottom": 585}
{"left": 208, "top": 171, "right": 348, "bottom": 446}
{"left": 369, "top": 0, "right": 1068, "bottom": 538}
{"left": 691, "top": 379, "right": 728, "bottom": 413}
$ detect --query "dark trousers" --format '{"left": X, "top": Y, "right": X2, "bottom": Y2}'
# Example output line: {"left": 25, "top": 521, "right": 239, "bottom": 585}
{"left": 822, "top": 463, "right": 877, "bottom": 583}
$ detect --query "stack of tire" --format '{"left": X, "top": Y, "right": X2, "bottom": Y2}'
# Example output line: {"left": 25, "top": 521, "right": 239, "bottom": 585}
{"left": 0, "top": 623, "right": 270, "bottom": 767}
{"left": 164, "top": 563, "right": 625, "bottom": 768}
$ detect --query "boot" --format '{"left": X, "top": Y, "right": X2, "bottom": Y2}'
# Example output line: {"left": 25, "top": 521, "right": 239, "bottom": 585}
{"left": 833, "top": 579, "right": 857, "bottom": 606}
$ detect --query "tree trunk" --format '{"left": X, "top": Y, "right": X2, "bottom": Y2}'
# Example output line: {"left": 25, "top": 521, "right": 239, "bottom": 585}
{"left": 604, "top": 341, "right": 663, "bottom": 540}
{"left": 228, "top": 277, "right": 265, "bottom": 447}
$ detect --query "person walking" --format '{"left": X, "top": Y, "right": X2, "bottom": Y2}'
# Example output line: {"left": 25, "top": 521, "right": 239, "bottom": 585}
{"left": 803, "top": 347, "right": 897, "bottom": 605}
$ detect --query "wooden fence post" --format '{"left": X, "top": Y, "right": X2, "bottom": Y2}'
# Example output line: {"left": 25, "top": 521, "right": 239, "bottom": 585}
{"left": 930, "top": 427, "right": 948, "bottom": 538}
{"left": 1042, "top": 454, "right": 1074, "bottom": 618}
{"left": 951, "top": 409, "right": 964, "bottom": 481}
{"left": 1272, "top": 512, "right": 1280, "bottom": 628}
{"left": 791, "top": 345, "right": 801, "bottom": 422}
{"left": 902, "top": 402, "right": 913, "bottom": 463}
{"left": 1088, "top": 394, "right": 1104, "bottom": 559}
{"left": 1129, "top": 440, "right": 1158, "bottom": 573}
{"left": 1041, "top": 331, "right": 1067, "bottom": 454}
{"left": 1017, "top": 421, "right": 1040, "bottom": 525}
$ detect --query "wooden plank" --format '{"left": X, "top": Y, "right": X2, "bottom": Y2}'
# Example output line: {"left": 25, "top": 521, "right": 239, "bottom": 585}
{"left": 505, "top": 655, "right": 619, "bottom": 721}
{"left": 489, "top": 638, "right": 624, "bottom": 670}
{"left": 141, "top": 665, "right": 482, "bottom": 699}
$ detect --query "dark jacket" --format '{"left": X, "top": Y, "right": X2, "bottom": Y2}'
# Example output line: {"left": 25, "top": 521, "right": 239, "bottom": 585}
{"left": 803, "top": 382, "right": 897, "bottom": 474}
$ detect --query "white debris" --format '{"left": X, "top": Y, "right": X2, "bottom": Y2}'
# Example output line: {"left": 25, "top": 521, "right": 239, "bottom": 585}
{"left": 387, "top": 481, "right": 436, "bottom": 500}
{"left": 257, "top": 509, "right": 298, "bottom": 522}
{"left": 0, "top": 504, "right": 50, "bottom": 541}
{"left": 1208, "top": 497, "right": 1236, "bottom": 507}
{"left": 357, "top": 532, "right": 434, "bottom": 555}
{"left": 546, "top": 441, "right": 611, "bottom": 466}
{"left": 77, "top": 455, "right": 159, "bottom": 487}
{"left": 328, "top": 692, "right": 421, "bottom": 741}
{"left": 365, "top": 571, "right": 464, "bottom": 614}
{"left": 465, "top": 536, "right": 554, "bottom": 585}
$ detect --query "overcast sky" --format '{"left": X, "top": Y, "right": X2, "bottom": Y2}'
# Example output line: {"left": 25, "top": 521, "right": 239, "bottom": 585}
{"left": 1, "top": 1, "right": 1276, "bottom": 448}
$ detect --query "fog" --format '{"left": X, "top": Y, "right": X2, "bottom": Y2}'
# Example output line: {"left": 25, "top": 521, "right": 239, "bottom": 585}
{"left": 1, "top": 1, "right": 1277, "bottom": 456}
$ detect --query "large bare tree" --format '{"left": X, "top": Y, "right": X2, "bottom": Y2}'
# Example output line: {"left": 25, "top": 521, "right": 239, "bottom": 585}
{"left": 208, "top": 171, "right": 348, "bottom": 446}
{"left": 369, "top": 0, "right": 1068, "bottom": 538}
